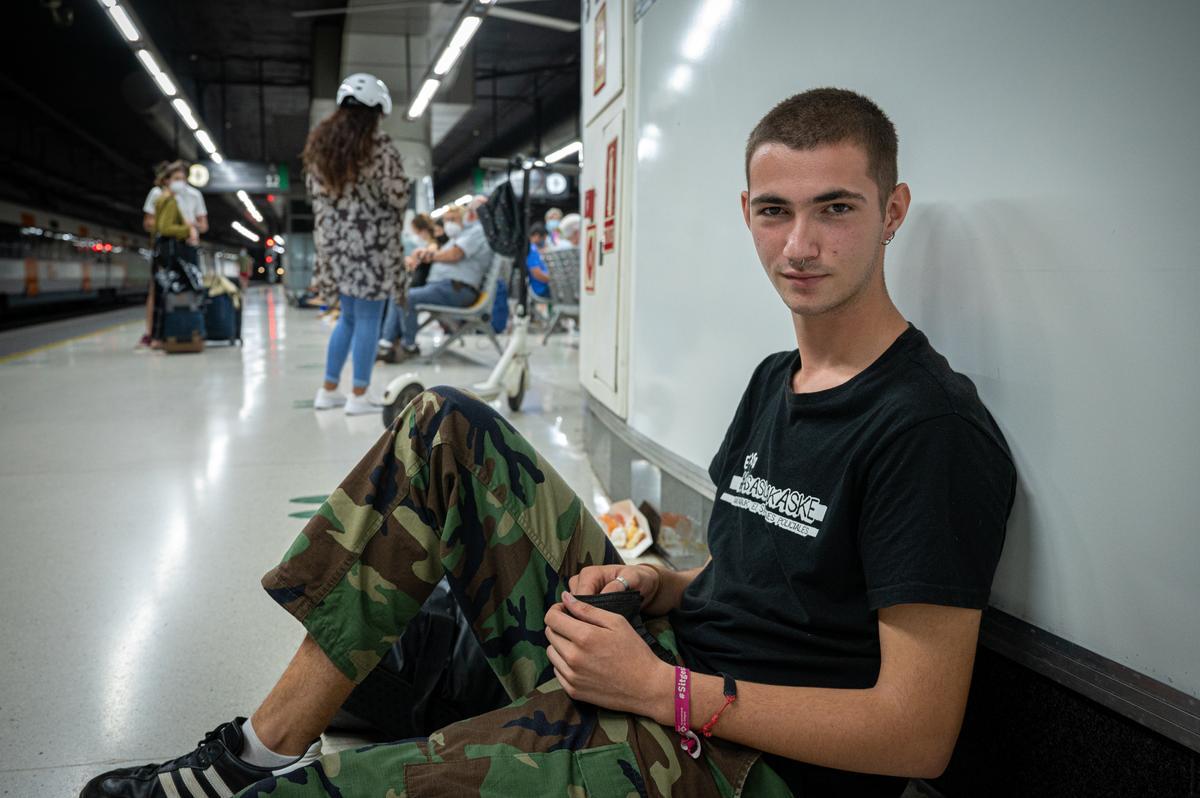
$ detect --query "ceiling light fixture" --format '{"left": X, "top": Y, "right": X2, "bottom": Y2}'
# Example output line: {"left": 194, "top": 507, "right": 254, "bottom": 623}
{"left": 433, "top": 16, "right": 482, "bottom": 76}
{"left": 135, "top": 50, "right": 176, "bottom": 96}
{"left": 231, "top": 221, "right": 260, "bottom": 242}
{"left": 105, "top": 3, "right": 140, "bottom": 42}
{"left": 454, "top": 194, "right": 473, "bottom": 206}
{"left": 210, "top": 152, "right": 224, "bottom": 164}
{"left": 407, "top": 78, "right": 441, "bottom": 119}
{"left": 194, "top": 129, "right": 217, "bottom": 154}
{"left": 171, "top": 98, "right": 198, "bottom": 130}
{"left": 544, "top": 139, "right": 580, "bottom": 163}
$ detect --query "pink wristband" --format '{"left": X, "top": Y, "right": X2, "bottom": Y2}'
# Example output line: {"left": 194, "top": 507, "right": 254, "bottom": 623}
{"left": 673, "top": 666, "right": 702, "bottom": 759}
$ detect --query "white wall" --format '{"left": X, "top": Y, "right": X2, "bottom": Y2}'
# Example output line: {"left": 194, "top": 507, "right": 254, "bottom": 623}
{"left": 625, "top": 0, "right": 1200, "bottom": 697}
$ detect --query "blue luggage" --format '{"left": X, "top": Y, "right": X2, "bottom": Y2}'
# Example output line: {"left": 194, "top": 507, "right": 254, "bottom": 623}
{"left": 205, "top": 292, "right": 241, "bottom": 344}
{"left": 162, "top": 309, "right": 206, "bottom": 353}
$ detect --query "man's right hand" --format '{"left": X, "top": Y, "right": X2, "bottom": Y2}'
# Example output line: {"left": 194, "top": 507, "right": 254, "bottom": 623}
{"left": 569, "top": 564, "right": 665, "bottom": 613}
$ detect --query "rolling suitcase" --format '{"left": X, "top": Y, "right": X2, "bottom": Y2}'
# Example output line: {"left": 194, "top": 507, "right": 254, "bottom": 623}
{"left": 204, "top": 292, "right": 241, "bottom": 344}
{"left": 162, "top": 307, "right": 206, "bottom": 353}
{"left": 203, "top": 272, "right": 242, "bottom": 345}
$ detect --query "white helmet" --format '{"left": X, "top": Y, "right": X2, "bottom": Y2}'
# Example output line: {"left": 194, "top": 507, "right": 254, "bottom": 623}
{"left": 336, "top": 73, "right": 392, "bottom": 116}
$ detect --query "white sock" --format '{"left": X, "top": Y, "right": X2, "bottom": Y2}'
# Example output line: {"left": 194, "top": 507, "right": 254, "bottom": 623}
{"left": 239, "top": 717, "right": 321, "bottom": 771}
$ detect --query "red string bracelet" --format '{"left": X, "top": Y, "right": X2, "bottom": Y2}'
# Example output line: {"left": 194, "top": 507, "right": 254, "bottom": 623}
{"left": 699, "top": 673, "right": 738, "bottom": 738}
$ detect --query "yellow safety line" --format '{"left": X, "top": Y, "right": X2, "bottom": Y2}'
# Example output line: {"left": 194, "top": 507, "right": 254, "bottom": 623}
{"left": 0, "top": 319, "right": 139, "bottom": 365}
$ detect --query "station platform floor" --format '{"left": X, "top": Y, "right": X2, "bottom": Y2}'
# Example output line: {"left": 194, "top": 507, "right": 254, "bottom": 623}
{"left": 0, "top": 287, "right": 606, "bottom": 796}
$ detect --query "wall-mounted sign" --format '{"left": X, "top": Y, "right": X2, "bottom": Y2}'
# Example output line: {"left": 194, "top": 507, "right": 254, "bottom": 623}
{"left": 584, "top": 188, "right": 596, "bottom": 222}
{"left": 191, "top": 160, "right": 290, "bottom": 194}
{"left": 489, "top": 169, "right": 575, "bottom": 199}
{"left": 593, "top": 3, "right": 608, "bottom": 96}
{"left": 603, "top": 137, "right": 618, "bottom": 253}
{"left": 585, "top": 224, "right": 597, "bottom": 293}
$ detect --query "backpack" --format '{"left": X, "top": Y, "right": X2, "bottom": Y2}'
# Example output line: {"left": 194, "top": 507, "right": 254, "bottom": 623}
{"left": 476, "top": 180, "right": 523, "bottom": 257}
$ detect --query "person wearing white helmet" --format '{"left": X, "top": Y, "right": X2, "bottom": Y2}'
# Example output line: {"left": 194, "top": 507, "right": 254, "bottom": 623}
{"left": 336, "top": 72, "right": 393, "bottom": 116}
{"left": 302, "top": 73, "right": 410, "bottom": 416}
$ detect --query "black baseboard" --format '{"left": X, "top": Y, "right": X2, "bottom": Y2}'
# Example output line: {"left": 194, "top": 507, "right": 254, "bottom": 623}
{"left": 932, "top": 647, "right": 1198, "bottom": 797}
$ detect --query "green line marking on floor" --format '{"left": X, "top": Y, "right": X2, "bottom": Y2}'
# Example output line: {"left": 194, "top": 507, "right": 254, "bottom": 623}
{"left": 297, "top": 363, "right": 324, "bottom": 370}
{"left": 289, "top": 510, "right": 319, "bottom": 519}
{"left": 289, "top": 495, "right": 329, "bottom": 504}
{"left": 293, "top": 399, "right": 314, "bottom": 409}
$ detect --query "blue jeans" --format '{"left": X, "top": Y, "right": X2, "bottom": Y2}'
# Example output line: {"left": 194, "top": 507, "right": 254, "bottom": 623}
{"left": 325, "top": 294, "right": 387, "bottom": 389}
{"left": 400, "top": 280, "right": 478, "bottom": 347}
{"left": 379, "top": 297, "right": 403, "bottom": 344}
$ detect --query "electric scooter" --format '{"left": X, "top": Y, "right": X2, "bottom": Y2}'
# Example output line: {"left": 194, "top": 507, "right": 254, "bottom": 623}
{"left": 380, "top": 154, "right": 580, "bottom": 427}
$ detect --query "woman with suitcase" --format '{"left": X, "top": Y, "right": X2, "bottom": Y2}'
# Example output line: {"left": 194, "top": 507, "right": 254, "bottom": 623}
{"left": 149, "top": 165, "right": 201, "bottom": 350}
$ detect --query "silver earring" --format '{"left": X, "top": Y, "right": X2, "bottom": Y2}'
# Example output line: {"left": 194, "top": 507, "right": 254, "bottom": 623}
{"left": 882, "top": 232, "right": 895, "bottom": 246}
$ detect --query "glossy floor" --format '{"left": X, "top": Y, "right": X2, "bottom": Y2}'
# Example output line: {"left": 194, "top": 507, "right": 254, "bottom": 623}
{"left": 0, "top": 288, "right": 603, "bottom": 796}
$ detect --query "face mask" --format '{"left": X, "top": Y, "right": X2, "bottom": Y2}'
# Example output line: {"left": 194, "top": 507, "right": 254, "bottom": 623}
{"left": 546, "top": 219, "right": 560, "bottom": 232}
{"left": 169, "top": 180, "right": 188, "bottom": 195}
{"left": 443, "top": 221, "right": 463, "bottom": 238}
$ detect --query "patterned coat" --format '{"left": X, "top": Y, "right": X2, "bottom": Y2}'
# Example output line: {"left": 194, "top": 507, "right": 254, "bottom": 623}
{"left": 308, "top": 129, "right": 410, "bottom": 302}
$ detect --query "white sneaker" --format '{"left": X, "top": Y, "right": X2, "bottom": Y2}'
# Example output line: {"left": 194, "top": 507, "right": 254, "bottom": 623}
{"left": 344, "top": 394, "right": 381, "bottom": 415}
{"left": 314, "top": 387, "right": 347, "bottom": 410}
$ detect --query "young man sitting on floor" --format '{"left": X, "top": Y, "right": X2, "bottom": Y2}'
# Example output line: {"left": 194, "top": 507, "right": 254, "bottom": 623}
{"left": 83, "top": 88, "right": 1015, "bottom": 798}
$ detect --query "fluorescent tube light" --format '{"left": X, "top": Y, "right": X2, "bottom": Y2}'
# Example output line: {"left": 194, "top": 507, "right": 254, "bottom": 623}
{"left": 171, "top": 98, "right": 198, "bottom": 130}
{"left": 231, "top": 222, "right": 259, "bottom": 242}
{"left": 210, "top": 152, "right": 224, "bottom": 164}
{"left": 273, "top": 234, "right": 285, "bottom": 244}
{"left": 433, "top": 17, "right": 482, "bottom": 75}
{"left": 236, "top": 190, "right": 250, "bottom": 203}
{"left": 194, "top": 129, "right": 217, "bottom": 154}
{"left": 447, "top": 16, "right": 482, "bottom": 52}
{"left": 135, "top": 49, "right": 176, "bottom": 96}
{"left": 454, "top": 194, "right": 473, "bottom": 206}
{"left": 107, "top": 4, "right": 140, "bottom": 42}
{"left": 431, "top": 205, "right": 451, "bottom": 219}
{"left": 407, "top": 78, "right": 440, "bottom": 119}
{"left": 433, "top": 46, "right": 464, "bottom": 77}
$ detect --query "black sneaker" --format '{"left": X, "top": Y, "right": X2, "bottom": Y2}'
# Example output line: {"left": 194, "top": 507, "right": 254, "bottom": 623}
{"left": 79, "top": 717, "right": 321, "bottom": 797}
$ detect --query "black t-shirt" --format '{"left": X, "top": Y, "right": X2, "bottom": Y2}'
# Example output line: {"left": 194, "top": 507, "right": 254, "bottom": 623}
{"left": 670, "top": 325, "right": 1016, "bottom": 797}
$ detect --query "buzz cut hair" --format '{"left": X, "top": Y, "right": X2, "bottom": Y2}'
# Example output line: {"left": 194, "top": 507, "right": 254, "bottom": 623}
{"left": 744, "top": 88, "right": 898, "bottom": 208}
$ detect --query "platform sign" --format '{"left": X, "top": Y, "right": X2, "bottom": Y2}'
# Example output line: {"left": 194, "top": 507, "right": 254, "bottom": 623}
{"left": 189, "top": 160, "right": 290, "bottom": 194}
{"left": 585, "top": 224, "right": 597, "bottom": 293}
{"left": 584, "top": 188, "right": 596, "bottom": 222}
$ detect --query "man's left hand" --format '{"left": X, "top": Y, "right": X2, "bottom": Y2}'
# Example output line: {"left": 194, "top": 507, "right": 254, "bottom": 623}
{"left": 544, "top": 592, "right": 671, "bottom": 716}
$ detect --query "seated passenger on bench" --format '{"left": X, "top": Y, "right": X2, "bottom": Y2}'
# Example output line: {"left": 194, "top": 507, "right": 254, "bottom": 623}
{"left": 83, "top": 89, "right": 1016, "bottom": 798}
{"left": 394, "top": 198, "right": 493, "bottom": 359}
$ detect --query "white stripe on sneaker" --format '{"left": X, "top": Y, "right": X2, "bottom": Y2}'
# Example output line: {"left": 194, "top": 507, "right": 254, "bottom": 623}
{"left": 178, "top": 767, "right": 211, "bottom": 798}
{"left": 157, "top": 772, "right": 183, "bottom": 798}
{"left": 201, "top": 766, "right": 235, "bottom": 797}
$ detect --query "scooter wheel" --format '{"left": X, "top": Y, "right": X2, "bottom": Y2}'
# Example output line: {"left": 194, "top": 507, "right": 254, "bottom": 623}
{"left": 506, "top": 366, "right": 527, "bottom": 412}
{"left": 383, "top": 381, "right": 425, "bottom": 428}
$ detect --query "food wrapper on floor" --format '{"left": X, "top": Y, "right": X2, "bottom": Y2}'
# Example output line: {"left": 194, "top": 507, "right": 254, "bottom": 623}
{"left": 597, "top": 499, "right": 654, "bottom": 558}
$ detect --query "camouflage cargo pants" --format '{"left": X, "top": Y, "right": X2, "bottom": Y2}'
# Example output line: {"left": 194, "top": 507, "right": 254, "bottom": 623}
{"left": 245, "top": 387, "right": 791, "bottom": 797}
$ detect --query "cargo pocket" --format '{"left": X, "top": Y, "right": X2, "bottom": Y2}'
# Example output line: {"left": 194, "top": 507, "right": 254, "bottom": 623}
{"left": 404, "top": 743, "right": 645, "bottom": 797}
